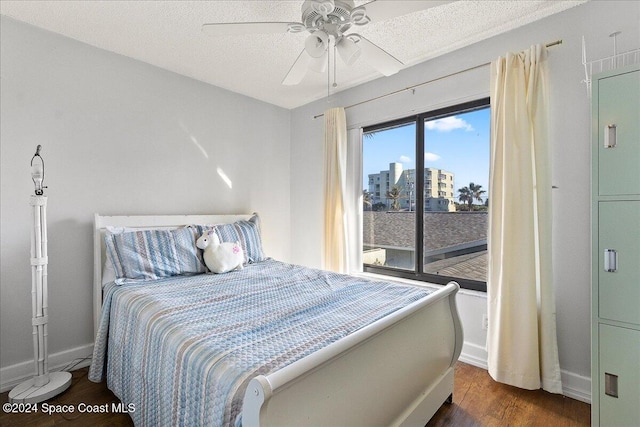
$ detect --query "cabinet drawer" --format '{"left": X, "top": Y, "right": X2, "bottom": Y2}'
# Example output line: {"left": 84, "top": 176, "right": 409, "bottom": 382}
{"left": 598, "top": 201, "right": 640, "bottom": 325}
{"left": 597, "top": 69, "right": 640, "bottom": 196}
{"left": 598, "top": 324, "right": 640, "bottom": 427}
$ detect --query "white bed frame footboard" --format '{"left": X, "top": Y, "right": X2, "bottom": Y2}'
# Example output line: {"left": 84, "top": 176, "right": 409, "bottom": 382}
{"left": 94, "top": 213, "right": 463, "bottom": 426}
{"left": 243, "top": 281, "right": 463, "bottom": 427}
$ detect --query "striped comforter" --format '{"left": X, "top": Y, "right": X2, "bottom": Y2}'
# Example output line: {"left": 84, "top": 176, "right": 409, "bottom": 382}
{"left": 89, "top": 259, "right": 432, "bottom": 426}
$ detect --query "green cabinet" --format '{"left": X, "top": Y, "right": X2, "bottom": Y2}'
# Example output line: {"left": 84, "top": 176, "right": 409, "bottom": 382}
{"left": 597, "top": 71, "right": 640, "bottom": 196}
{"left": 598, "top": 201, "right": 640, "bottom": 325}
{"left": 599, "top": 325, "right": 640, "bottom": 426}
{"left": 592, "top": 65, "right": 640, "bottom": 427}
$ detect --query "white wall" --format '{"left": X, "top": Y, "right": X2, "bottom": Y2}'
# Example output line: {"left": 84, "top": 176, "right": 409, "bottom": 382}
{"left": 0, "top": 17, "right": 291, "bottom": 386}
{"left": 289, "top": 1, "right": 639, "bottom": 402}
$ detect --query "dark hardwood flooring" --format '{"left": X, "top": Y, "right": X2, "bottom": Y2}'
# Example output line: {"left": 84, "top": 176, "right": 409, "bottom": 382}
{"left": 1, "top": 362, "right": 590, "bottom": 426}
{"left": 0, "top": 368, "right": 133, "bottom": 426}
{"left": 427, "top": 363, "right": 591, "bottom": 427}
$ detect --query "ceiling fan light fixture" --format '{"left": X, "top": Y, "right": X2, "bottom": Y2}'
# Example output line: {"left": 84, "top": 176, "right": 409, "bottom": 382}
{"left": 309, "top": 54, "right": 328, "bottom": 73}
{"left": 350, "top": 33, "right": 403, "bottom": 76}
{"left": 305, "top": 31, "right": 329, "bottom": 58}
{"left": 337, "top": 36, "right": 361, "bottom": 65}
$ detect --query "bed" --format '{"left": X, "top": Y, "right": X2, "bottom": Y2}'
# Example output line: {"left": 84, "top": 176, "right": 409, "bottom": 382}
{"left": 89, "top": 213, "right": 463, "bottom": 426}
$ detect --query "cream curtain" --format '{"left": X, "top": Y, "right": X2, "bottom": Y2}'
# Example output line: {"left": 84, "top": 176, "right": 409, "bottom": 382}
{"left": 323, "top": 107, "right": 349, "bottom": 273}
{"left": 487, "top": 45, "right": 562, "bottom": 393}
{"left": 323, "top": 108, "right": 363, "bottom": 274}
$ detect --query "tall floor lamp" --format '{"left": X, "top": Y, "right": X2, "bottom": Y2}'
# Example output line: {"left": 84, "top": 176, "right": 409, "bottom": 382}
{"left": 9, "top": 146, "right": 72, "bottom": 403}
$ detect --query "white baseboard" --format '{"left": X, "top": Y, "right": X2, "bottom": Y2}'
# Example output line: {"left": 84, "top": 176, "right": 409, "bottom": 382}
{"left": 560, "top": 369, "right": 591, "bottom": 404}
{"left": 459, "top": 341, "right": 488, "bottom": 369}
{"left": 459, "top": 341, "right": 591, "bottom": 404}
{"left": 0, "top": 344, "right": 94, "bottom": 393}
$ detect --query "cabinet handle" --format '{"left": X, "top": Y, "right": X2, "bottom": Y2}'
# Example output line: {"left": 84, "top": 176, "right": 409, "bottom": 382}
{"left": 604, "top": 124, "right": 617, "bottom": 148}
{"left": 605, "top": 372, "right": 619, "bottom": 398}
{"left": 604, "top": 249, "right": 618, "bottom": 272}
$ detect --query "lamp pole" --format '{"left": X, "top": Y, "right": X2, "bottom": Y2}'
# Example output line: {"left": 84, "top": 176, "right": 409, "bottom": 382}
{"left": 9, "top": 146, "right": 72, "bottom": 404}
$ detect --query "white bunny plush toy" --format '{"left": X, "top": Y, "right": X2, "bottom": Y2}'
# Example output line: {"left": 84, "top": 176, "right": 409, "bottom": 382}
{"left": 196, "top": 229, "right": 244, "bottom": 274}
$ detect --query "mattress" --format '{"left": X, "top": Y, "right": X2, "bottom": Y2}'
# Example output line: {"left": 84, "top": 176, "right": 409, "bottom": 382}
{"left": 89, "top": 259, "right": 432, "bottom": 426}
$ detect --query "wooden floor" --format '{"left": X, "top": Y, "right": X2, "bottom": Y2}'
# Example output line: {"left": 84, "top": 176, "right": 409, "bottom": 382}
{"left": 427, "top": 363, "right": 591, "bottom": 427}
{"left": 0, "top": 368, "right": 133, "bottom": 427}
{"left": 1, "top": 362, "right": 590, "bottom": 426}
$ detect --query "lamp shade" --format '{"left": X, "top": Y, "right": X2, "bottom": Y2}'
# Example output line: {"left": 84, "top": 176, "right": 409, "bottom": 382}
{"left": 337, "top": 36, "right": 361, "bottom": 65}
{"left": 309, "top": 54, "right": 328, "bottom": 73}
{"left": 305, "top": 31, "right": 329, "bottom": 58}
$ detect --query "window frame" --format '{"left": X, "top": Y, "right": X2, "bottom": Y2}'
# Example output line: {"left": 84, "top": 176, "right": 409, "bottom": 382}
{"left": 362, "top": 97, "right": 490, "bottom": 292}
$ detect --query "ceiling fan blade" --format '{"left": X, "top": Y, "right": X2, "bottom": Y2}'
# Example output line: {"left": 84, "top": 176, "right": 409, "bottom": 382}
{"left": 360, "top": 0, "right": 454, "bottom": 22}
{"left": 355, "top": 35, "right": 403, "bottom": 76}
{"left": 282, "top": 50, "right": 311, "bottom": 85}
{"left": 202, "top": 22, "right": 297, "bottom": 36}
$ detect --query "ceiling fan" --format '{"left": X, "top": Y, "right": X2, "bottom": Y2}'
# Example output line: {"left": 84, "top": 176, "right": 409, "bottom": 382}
{"left": 202, "top": 0, "right": 453, "bottom": 86}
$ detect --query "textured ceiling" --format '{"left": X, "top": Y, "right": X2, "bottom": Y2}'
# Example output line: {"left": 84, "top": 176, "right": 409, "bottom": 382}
{"left": 0, "top": 0, "right": 587, "bottom": 109}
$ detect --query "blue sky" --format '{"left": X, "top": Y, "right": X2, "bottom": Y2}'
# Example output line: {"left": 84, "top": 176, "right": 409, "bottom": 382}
{"left": 363, "top": 107, "right": 490, "bottom": 204}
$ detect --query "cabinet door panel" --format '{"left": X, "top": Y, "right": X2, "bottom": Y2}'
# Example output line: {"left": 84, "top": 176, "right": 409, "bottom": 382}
{"left": 599, "top": 324, "right": 640, "bottom": 427}
{"left": 598, "top": 70, "right": 640, "bottom": 196}
{"left": 598, "top": 201, "right": 640, "bottom": 325}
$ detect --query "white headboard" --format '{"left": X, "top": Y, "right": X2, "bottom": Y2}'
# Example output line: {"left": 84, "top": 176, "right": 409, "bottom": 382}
{"left": 93, "top": 213, "right": 255, "bottom": 337}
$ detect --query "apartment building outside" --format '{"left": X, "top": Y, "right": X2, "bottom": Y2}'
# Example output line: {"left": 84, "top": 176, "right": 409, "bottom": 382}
{"left": 367, "top": 162, "right": 455, "bottom": 212}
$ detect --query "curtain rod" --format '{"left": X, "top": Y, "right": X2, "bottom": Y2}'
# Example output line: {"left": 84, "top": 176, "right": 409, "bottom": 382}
{"left": 313, "top": 39, "right": 563, "bottom": 119}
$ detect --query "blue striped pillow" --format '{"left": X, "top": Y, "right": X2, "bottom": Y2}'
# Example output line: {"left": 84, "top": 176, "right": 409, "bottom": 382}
{"left": 105, "top": 227, "right": 207, "bottom": 283}
{"left": 192, "top": 215, "right": 266, "bottom": 265}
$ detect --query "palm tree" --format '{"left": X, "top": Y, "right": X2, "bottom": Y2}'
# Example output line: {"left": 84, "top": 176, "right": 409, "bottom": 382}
{"left": 469, "top": 182, "right": 486, "bottom": 207}
{"left": 458, "top": 182, "right": 486, "bottom": 211}
{"left": 386, "top": 185, "right": 403, "bottom": 211}
{"left": 458, "top": 186, "right": 472, "bottom": 211}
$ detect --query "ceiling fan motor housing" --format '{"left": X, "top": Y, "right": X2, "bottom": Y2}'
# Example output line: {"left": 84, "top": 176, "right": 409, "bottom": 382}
{"left": 301, "top": 0, "right": 358, "bottom": 35}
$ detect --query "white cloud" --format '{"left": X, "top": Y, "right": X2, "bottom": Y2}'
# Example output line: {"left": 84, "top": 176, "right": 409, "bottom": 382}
{"left": 425, "top": 116, "right": 474, "bottom": 132}
{"left": 399, "top": 155, "right": 412, "bottom": 163}
{"left": 424, "top": 152, "right": 441, "bottom": 162}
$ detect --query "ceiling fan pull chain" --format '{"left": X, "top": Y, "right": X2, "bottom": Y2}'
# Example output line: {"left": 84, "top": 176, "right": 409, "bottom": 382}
{"left": 333, "top": 43, "right": 338, "bottom": 88}
{"left": 327, "top": 40, "right": 331, "bottom": 99}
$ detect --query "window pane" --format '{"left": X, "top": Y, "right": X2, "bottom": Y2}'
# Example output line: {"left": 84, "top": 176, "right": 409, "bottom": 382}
{"left": 362, "top": 122, "right": 416, "bottom": 271}
{"left": 423, "top": 108, "right": 489, "bottom": 283}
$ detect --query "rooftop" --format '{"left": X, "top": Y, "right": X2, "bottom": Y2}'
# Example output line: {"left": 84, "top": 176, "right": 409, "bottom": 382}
{"left": 362, "top": 211, "right": 488, "bottom": 282}
{"left": 363, "top": 211, "right": 487, "bottom": 250}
